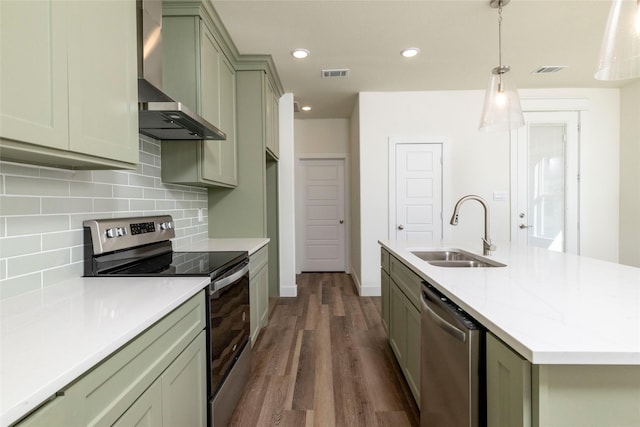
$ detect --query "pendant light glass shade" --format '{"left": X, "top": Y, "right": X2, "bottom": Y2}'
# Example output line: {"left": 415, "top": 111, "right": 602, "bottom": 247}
{"left": 595, "top": 0, "right": 640, "bottom": 80}
{"left": 479, "top": 66, "right": 525, "bottom": 131}
{"left": 479, "top": 0, "right": 524, "bottom": 132}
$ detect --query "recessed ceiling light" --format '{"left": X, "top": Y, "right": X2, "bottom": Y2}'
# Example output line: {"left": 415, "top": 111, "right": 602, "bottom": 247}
{"left": 292, "top": 49, "right": 310, "bottom": 59}
{"left": 301, "top": 106, "right": 312, "bottom": 112}
{"left": 401, "top": 48, "right": 420, "bottom": 58}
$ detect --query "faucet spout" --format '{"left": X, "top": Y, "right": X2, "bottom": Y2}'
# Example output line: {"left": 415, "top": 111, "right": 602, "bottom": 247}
{"left": 449, "top": 195, "right": 496, "bottom": 256}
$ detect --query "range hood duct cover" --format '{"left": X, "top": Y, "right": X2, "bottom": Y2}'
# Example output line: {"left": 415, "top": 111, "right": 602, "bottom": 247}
{"left": 136, "top": 0, "right": 226, "bottom": 141}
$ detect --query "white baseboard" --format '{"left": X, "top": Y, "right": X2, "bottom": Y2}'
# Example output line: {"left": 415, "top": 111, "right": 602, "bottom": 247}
{"left": 358, "top": 285, "right": 381, "bottom": 297}
{"left": 279, "top": 285, "right": 297, "bottom": 297}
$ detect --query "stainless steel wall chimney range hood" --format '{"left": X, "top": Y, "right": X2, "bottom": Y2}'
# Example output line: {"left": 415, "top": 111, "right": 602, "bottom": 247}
{"left": 137, "top": 0, "right": 226, "bottom": 141}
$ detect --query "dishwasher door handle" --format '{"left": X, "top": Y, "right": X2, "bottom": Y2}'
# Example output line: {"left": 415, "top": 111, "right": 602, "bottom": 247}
{"left": 421, "top": 294, "right": 466, "bottom": 343}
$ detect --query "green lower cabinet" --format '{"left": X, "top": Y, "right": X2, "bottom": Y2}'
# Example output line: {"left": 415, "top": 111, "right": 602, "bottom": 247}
{"left": 113, "top": 378, "right": 163, "bottom": 427}
{"left": 380, "top": 269, "right": 390, "bottom": 334}
{"left": 14, "top": 292, "right": 206, "bottom": 427}
{"left": 249, "top": 246, "right": 269, "bottom": 346}
{"left": 486, "top": 333, "right": 532, "bottom": 427}
{"left": 388, "top": 279, "right": 421, "bottom": 405}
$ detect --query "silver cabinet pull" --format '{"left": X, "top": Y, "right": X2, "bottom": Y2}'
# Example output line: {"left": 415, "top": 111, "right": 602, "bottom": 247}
{"left": 398, "top": 224, "right": 404, "bottom": 230}
{"left": 339, "top": 219, "right": 344, "bottom": 224}
{"left": 519, "top": 224, "right": 533, "bottom": 229}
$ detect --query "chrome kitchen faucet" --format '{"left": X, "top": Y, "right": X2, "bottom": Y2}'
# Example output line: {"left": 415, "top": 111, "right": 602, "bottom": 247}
{"left": 450, "top": 195, "right": 496, "bottom": 256}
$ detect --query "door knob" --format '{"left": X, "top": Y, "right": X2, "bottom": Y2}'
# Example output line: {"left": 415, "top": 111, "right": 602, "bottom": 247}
{"left": 398, "top": 224, "right": 404, "bottom": 230}
{"left": 519, "top": 224, "right": 533, "bottom": 229}
{"left": 339, "top": 219, "right": 344, "bottom": 224}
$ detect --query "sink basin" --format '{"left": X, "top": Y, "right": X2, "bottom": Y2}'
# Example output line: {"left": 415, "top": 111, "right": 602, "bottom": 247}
{"left": 411, "top": 249, "right": 506, "bottom": 268}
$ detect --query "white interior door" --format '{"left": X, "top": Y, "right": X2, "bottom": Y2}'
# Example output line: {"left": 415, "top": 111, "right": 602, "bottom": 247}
{"left": 300, "top": 159, "right": 346, "bottom": 271}
{"left": 391, "top": 143, "right": 443, "bottom": 241}
{"left": 513, "top": 111, "right": 579, "bottom": 253}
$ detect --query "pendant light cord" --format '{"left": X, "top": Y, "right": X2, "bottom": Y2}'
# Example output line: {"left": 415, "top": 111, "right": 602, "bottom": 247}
{"left": 498, "top": 2, "right": 503, "bottom": 70}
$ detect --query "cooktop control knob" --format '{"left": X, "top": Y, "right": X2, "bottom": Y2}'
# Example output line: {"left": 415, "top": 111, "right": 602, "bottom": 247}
{"left": 106, "top": 228, "right": 115, "bottom": 238}
{"left": 159, "top": 221, "right": 173, "bottom": 231}
{"left": 115, "top": 227, "right": 126, "bottom": 237}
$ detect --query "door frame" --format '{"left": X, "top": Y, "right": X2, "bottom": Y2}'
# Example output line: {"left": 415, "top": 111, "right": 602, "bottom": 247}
{"left": 295, "top": 154, "right": 350, "bottom": 274}
{"left": 510, "top": 98, "right": 589, "bottom": 252}
{"left": 388, "top": 137, "right": 450, "bottom": 241}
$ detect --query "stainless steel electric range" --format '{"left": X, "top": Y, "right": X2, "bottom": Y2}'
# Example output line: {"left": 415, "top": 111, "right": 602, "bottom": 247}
{"left": 83, "top": 215, "right": 250, "bottom": 427}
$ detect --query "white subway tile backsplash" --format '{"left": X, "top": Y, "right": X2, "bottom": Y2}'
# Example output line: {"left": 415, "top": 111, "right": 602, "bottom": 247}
{"left": 0, "top": 139, "right": 208, "bottom": 298}
{"left": 42, "top": 198, "right": 93, "bottom": 214}
{"left": 6, "top": 215, "right": 70, "bottom": 236}
{"left": 6, "top": 176, "right": 70, "bottom": 196}
{"left": 0, "top": 235, "right": 41, "bottom": 258}
{"left": 8, "top": 249, "right": 70, "bottom": 277}
{"left": 70, "top": 181, "right": 112, "bottom": 197}
{"left": 0, "top": 196, "right": 40, "bottom": 215}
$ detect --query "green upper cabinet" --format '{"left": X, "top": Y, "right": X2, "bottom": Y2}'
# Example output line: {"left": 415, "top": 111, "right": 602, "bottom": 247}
{"left": 160, "top": 4, "right": 237, "bottom": 188}
{"left": 265, "top": 78, "right": 279, "bottom": 160}
{"left": 0, "top": 0, "right": 139, "bottom": 170}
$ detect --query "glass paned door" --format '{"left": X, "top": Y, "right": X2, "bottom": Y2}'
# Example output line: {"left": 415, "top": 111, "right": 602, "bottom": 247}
{"left": 513, "top": 111, "right": 579, "bottom": 253}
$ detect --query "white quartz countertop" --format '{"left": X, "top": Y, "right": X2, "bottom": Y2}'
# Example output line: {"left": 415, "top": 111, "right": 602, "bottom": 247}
{"left": 180, "top": 238, "right": 269, "bottom": 255}
{"left": 380, "top": 240, "right": 640, "bottom": 366}
{"left": 0, "top": 276, "right": 209, "bottom": 427}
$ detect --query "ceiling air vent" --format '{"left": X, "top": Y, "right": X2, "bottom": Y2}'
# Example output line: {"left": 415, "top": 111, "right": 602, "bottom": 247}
{"left": 532, "top": 65, "right": 567, "bottom": 74}
{"left": 322, "top": 69, "right": 350, "bottom": 78}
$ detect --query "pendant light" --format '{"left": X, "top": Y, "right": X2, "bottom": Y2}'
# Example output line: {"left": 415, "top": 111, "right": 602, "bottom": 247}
{"left": 594, "top": 0, "right": 640, "bottom": 81}
{"left": 479, "top": 0, "right": 524, "bottom": 132}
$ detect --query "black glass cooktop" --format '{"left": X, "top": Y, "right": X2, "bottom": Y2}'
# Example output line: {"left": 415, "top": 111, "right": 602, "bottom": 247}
{"left": 101, "top": 251, "right": 247, "bottom": 278}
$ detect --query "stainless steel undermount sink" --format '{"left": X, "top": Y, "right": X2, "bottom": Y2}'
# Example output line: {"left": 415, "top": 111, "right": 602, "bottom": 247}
{"left": 411, "top": 249, "right": 506, "bottom": 268}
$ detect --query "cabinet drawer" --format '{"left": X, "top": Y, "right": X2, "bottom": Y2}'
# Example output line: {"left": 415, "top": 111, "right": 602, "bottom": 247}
{"left": 390, "top": 256, "right": 421, "bottom": 310}
{"left": 381, "top": 248, "right": 390, "bottom": 273}
{"left": 249, "top": 245, "right": 268, "bottom": 278}
{"left": 73, "top": 291, "right": 206, "bottom": 426}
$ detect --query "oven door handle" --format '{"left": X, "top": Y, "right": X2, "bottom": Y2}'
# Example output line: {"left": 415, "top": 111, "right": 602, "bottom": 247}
{"left": 211, "top": 263, "right": 249, "bottom": 293}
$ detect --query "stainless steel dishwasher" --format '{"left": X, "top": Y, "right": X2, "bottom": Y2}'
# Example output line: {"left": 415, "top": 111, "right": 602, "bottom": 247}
{"left": 420, "top": 282, "right": 485, "bottom": 427}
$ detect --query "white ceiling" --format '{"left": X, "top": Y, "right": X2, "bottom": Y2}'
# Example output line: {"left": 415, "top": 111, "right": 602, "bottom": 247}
{"left": 211, "top": 0, "right": 635, "bottom": 119}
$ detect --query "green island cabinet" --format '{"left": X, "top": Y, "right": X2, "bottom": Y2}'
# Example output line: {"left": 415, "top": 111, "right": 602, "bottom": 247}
{"left": 0, "top": 0, "right": 139, "bottom": 170}
{"left": 487, "top": 333, "right": 640, "bottom": 427}
{"left": 383, "top": 252, "right": 421, "bottom": 406}
{"left": 249, "top": 245, "right": 270, "bottom": 346}
{"left": 160, "top": 0, "right": 237, "bottom": 188}
{"left": 380, "top": 249, "right": 391, "bottom": 334}
{"left": 14, "top": 292, "right": 207, "bottom": 427}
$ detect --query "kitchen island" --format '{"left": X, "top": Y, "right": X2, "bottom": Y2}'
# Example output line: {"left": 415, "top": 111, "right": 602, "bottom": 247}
{"left": 380, "top": 239, "right": 640, "bottom": 427}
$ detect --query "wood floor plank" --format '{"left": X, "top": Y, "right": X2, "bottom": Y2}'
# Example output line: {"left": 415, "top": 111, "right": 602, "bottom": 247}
{"left": 229, "top": 273, "right": 419, "bottom": 427}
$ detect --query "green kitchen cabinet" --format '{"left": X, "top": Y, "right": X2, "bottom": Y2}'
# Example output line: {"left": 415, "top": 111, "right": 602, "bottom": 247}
{"left": 389, "top": 278, "right": 421, "bottom": 405}
{"left": 160, "top": 2, "right": 237, "bottom": 188}
{"left": 487, "top": 332, "right": 532, "bottom": 427}
{"left": 14, "top": 292, "right": 206, "bottom": 427}
{"left": 249, "top": 245, "right": 269, "bottom": 346}
{"left": 265, "top": 78, "right": 280, "bottom": 159}
{"left": 209, "top": 65, "right": 282, "bottom": 296}
{"left": 382, "top": 249, "right": 421, "bottom": 406}
{"left": 381, "top": 249, "right": 391, "bottom": 334}
{"left": 0, "top": 0, "right": 138, "bottom": 170}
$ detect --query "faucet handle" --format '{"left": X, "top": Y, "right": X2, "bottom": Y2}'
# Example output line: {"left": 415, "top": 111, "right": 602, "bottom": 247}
{"left": 482, "top": 238, "right": 496, "bottom": 254}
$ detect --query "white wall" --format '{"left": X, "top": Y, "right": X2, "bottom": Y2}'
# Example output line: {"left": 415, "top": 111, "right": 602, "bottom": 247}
{"left": 619, "top": 80, "right": 640, "bottom": 267}
{"left": 0, "top": 137, "right": 209, "bottom": 299}
{"left": 278, "top": 93, "right": 297, "bottom": 296}
{"left": 356, "top": 88, "right": 621, "bottom": 295}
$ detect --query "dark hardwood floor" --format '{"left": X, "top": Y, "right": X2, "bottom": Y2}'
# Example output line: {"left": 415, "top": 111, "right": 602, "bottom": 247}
{"left": 229, "top": 272, "right": 420, "bottom": 426}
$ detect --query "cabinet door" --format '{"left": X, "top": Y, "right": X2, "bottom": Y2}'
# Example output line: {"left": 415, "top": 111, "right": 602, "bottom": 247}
{"left": 66, "top": 0, "right": 138, "bottom": 164}
{"left": 14, "top": 395, "right": 72, "bottom": 427}
{"left": 0, "top": 0, "right": 68, "bottom": 149}
{"left": 389, "top": 280, "right": 407, "bottom": 364}
{"left": 217, "top": 56, "right": 238, "bottom": 186}
{"left": 113, "top": 380, "right": 162, "bottom": 427}
{"left": 264, "top": 78, "right": 279, "bottom": 159}
{"left": 405, "top": 303, "right": 421, "bottom": 405}
{"left": 486, "top": 333, "right": 532, "bottom": 427}
{"left": 250, "top": 264, "right": 269, "bottom": 346}
{"left": 381, "top": 270, "right": 390, "bottom": 334}
{"left": 161, "top": 331, "right": 207, "bottom": 427}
